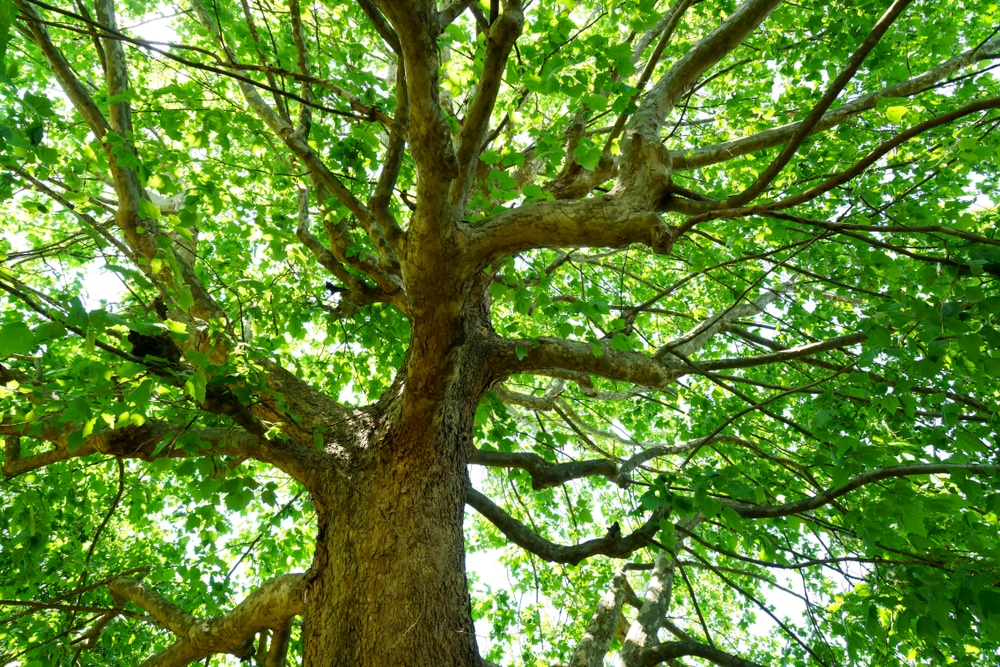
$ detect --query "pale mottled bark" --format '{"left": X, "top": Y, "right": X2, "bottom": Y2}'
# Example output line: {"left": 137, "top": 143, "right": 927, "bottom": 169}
{"left": 569, "top": 572, "right": 629, "bottom": 667}
{"left": 616, "top": 549, "right": 676, "bottom": 667}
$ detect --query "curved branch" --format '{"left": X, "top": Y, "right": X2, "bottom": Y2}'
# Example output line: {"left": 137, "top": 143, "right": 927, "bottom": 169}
{"left": 0, "top": 420, "right": 309, "bottom": 482}
{"left": 729, "top": 463, "right": 1000, "bottom": 519}
{"left": 467, "top": 488, "right": 660, "bottom": 565}
{"left": 109, "top": 574, "right": 305, "bottom": 667}
{"left": 637, "top": 641, "right": 767, "bottom": 667}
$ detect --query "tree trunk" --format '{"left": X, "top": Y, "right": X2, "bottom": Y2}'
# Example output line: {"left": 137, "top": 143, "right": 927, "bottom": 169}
{"left": 301, "top": 406, "right": 481, "bottom": 666}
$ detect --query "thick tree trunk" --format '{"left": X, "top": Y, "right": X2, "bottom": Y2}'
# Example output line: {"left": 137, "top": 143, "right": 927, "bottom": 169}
{"left": 301, "top": 406, "right": 481, "bottom": 666}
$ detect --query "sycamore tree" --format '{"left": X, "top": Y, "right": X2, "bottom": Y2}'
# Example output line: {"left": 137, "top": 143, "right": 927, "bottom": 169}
{"left": 3, "top": 0, "right": 1000, "bottom": 665}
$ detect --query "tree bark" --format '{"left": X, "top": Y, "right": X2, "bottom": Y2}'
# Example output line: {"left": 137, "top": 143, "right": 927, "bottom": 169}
{"left": 301, "top": 390, "right": 482, "bottom": 665}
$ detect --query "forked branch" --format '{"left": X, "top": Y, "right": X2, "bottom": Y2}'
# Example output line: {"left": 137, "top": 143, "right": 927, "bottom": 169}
{"left": 108, "top": 574, "right": 304, "bottom": 667}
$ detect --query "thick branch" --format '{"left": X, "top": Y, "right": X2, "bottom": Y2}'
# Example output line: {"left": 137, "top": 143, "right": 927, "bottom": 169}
{"left": 20, "top": 0, "right": 225, "bottom": 324}
{"left": 15, "top": 0, "right": 158, "bottom": 263}
{"left": 569, "top": 572, "right": 629, "bottom": 667}
{"left": 450, "top": 0, "right": 524, "bottom": 213}
{"left": 368, "top": 60, "right": 408, "bottom": 253}
{"left": 263, "top": 622, "right": 292, "bottom": 667}
{"left": 374, "top": 0, "right": 459, "bottom": 193}
{"left": 437, "top": 0, "right": 477, "bottom": 29}
{"left": 467, "top": 488, "right": 659, "bottom": 564}
{"left": 0, "top": 420, "right": 309, "bottom": 482}
{"left": 692, "top": 332, "right": 865, "bottom": 373}
{"left": 469, "top": 448, "right": 619, "bottom": 489}
{"left": 14, "top": 0, "right": 109, "bottom": 138}
{"left": 357, "top": 0, "right": 401, "bottom": 56}
{"left": 489, "top": 326, "right": 862, "bottom": 410}
{"left": 287, "top": 0, "right": 312, "bottom": 137}
{"left": 93, "top": 0, "right": 142, "bottom": 218}
{"left": 469, "top": 198, "right": 676, "bottom": 266}
{"left": 109, "top": 574, "right": 304, "bottom": 666}
{"left": 626, "top": 0, "right": 781, "bottom": 139}
{"left": 618, "top": 549, "right": 678, "bottom": 667}
{"left": 493, "top": 336, "right": 684, "bottom": 392}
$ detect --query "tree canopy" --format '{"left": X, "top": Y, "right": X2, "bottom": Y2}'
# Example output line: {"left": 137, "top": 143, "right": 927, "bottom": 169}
{"left": 2, "top": 0, "right": 1000, "bottom": 665}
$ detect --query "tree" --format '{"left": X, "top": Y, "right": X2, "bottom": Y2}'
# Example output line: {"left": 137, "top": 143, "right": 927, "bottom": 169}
{"left": 2, "top": 0, "right": 1000, "bottom": 664}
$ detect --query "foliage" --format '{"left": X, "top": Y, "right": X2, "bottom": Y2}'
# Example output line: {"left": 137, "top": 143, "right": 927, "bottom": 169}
{"left": 2, "top": 0, "right": 1000, "bottom": 665}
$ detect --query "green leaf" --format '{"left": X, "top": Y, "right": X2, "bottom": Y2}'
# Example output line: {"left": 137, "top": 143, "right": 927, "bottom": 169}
{"left": 610, "top": 332, "right": 630, "bottom": 351}
{"left": 885, "top": 105, "right": 909, "bottom": 123}
{"left": 139, "top": 198, "right": 161, "bottom": 219}
{"left": 33, "top": 321, "right": 66, "bottom": 342}
{"left": 177, "top": 285, "right": 195, "bottom": 311}
{"left": 0, "top": 321, "right": 34, "bottom": 356}
{"left": 185, "top": 369, "right": 207, "bottom": 404}
{"left": 572, "top": 140, "right": 603, "bottom": 171}
{"left": 979, "top": 590, "right": 1000, "bottom": 618}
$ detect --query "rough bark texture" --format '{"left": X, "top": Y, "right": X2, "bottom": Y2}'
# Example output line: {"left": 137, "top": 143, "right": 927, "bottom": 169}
{"left": 303, "top": 435, "right": 478, "bottom": 666}
{"left": 300, "top": 327, "right": 490, "bottom": 666}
